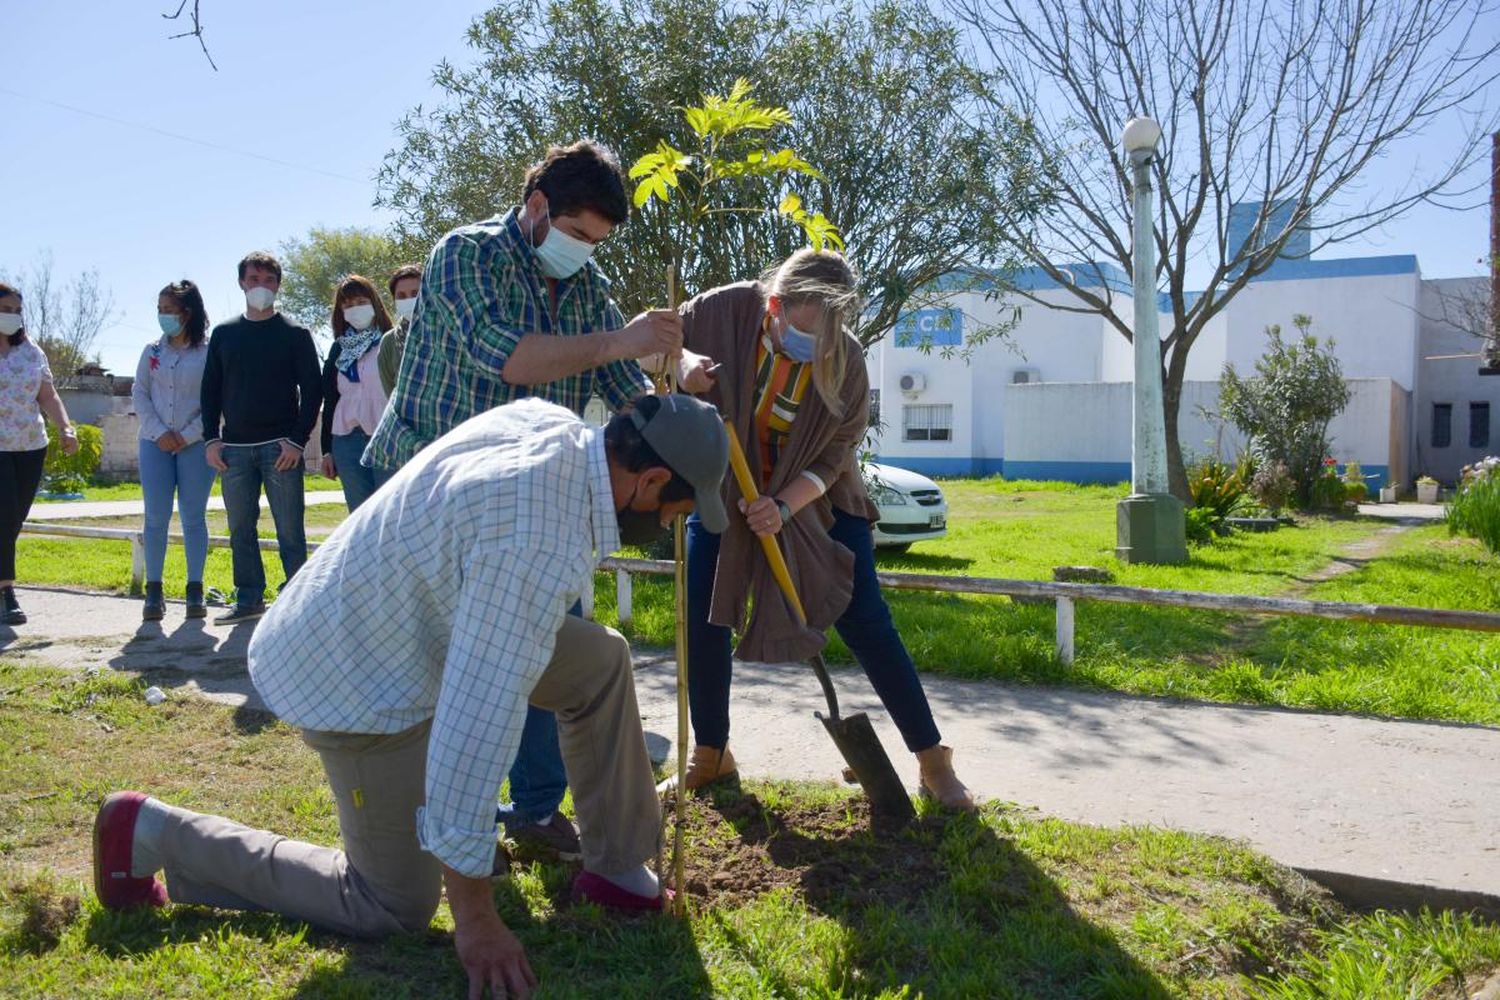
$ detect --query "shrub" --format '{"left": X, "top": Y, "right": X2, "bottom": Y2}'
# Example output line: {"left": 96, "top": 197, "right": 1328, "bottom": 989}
{"left": 1187, "top": 457, "right": 1251, "bottom": 538}
{"left": 1250, "top": 461, "right": 1295, "bottom": 516}
{"left": 1310, "top": 463, "right": 1347, "bottom": 511}
{"left": 1184, "top": 505, "right": 1219, "bottom": 545}
{"left": 1341, "top": 461, "right": 1368, "bottom": 504}
{"left": 43, "top": 423, "right": 102, "bottom": 494}
{"left": 1447, "top": 457, "right": 1500, "bottom": 554}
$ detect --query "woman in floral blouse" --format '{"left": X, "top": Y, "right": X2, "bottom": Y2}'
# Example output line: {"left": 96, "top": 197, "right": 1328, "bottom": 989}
{"left": 132, "top": 280, "right": 214, "bottom": 621}
{"left": 0, "top": 281, "right": 80, "bottom": 626}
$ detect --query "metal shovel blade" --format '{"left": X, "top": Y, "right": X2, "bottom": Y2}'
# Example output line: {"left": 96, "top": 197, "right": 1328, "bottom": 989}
{"left": 816, "top": 709, "right": 916, "bottom": 828}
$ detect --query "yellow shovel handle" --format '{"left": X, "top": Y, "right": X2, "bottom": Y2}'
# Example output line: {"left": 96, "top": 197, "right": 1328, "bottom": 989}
{"left": 722, "top": 418, "right": 808, "bottom": 626}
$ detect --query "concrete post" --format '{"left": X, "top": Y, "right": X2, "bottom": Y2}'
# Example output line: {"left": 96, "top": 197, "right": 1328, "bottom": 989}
{"left": 1055, "top": 596, "right": 1075, "bottom": 665}
{"left": 129, "top": 533, "right": 145, "bottom": 596}
{"left": 616, "top": 569, "right": 633, "bottom": 626}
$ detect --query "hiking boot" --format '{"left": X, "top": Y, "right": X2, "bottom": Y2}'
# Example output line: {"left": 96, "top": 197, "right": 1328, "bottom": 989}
{"left": 214, "top": 602, "right": 266, "bottom": 626}
{"left": 92, "top": 792, "right": 168, "bottom": 911}
{"left": 185, "top": 582, "right": 207, "bottom": 620}
{"left": 916, "top": 744, "right": 977, "bottom": 812}
{"left": 0, "top": 586, "right": 24, "bottom": 626}
{"left": 142, "top": 582, "right": 165, "bottom": 622}
{"left": 505, "top": 812, "right": 581, "bottom": 861}
{"left": 684, "top": 745, "right": 737, "bottom": 791}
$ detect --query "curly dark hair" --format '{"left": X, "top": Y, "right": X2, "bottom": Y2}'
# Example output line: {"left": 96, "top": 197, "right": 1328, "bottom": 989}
{"left": 522, "top": 140, "right": 630, "bottom": 225}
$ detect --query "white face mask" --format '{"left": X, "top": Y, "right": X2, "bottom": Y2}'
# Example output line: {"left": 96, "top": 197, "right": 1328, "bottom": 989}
{"left": 343, "top": 303, "right": 376, "bottom": 330}
{"left": 394, "top": 297, "right": 417, "bottom": 320}
{"left": 245, "top": 286, "right": 277, "bottom": 311}
{"left": 0, "top": 314, "right": 22, "bottom": 337}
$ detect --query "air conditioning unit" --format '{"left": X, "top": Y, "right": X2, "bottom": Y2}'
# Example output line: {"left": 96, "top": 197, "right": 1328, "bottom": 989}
{"left": 898, "top": 372, "right": 926, "bottom": 394}
{"left": 1011, "top": 368, "right": 1041, "bottom": 385}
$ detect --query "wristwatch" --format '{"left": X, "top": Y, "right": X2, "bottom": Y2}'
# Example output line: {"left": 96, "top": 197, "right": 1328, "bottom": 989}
{"left": 776, "top": 499, "right": 793, "bottom": 525}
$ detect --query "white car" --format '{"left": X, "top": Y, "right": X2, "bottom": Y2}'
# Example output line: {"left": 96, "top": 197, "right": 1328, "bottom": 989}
{"left": 862, "top": 462, "right": 948, "bottom": 550}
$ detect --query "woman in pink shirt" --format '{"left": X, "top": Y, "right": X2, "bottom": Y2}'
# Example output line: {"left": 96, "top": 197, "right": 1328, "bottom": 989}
{"left": 320, "top": 275, "right": 394, "bottom": 511}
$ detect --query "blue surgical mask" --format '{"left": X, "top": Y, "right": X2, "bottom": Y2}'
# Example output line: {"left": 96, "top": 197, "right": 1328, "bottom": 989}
{"left": 158, "top": 314, "right": 183, "bottom": 336}
{"left": 534, "top": 220, "right": 596, "bottom": 280}
{"left": 778, "top": 318, "right": 818, "bottom": 363}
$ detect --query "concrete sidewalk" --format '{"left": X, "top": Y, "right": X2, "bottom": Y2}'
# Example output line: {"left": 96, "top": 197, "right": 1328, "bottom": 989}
{"left": 28, "top": 491, "right": 348, "bottom": 521}
{"left": 5, "top": 585, "right": 1496, "bottom": 915}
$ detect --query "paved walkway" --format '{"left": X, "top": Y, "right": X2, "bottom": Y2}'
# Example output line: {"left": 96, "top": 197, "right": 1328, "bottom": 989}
{"left": 4, "top": 586, "right": 1495, "bottom": 915}
{"left": 28, "top": 491, "right": 348, "bottom": 521}
{"left": 1355, "top": 501, "right": 1445, "bottom": 521}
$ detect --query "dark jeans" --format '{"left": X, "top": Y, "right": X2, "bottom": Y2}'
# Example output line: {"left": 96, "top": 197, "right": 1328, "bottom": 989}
{"left": 687, "top": 506, "right": 942, "bottom": 754}
{"left": 330, "top": 430, "right": 391, "bottom": 512}
{"left": 493, "top": 600, "right": 583, "bottom": 828}
{"left": 0, "top": 447, "right": 47, "bottom": 581}
{"left": 220, "top": 442, "right": 307, "bottom": 605}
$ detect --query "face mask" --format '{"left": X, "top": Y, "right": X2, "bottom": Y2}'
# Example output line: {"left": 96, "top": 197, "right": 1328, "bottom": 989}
{"left": 394, "top": 297, "right": 417, "bottom": 320}
{"left": 158, "top": 314, "right": 183, "bottom": 336}
{"left": 0, "top": 314, "right": 23, "bottom": 337}
{"left": 245, "top": 286, "right": 277, "bottom": 311}
{"left": 343, "top": 303, "right": 376, "bottom": 330}
{"left": 532, "top": 214, "right": 596, "bottom": 280}
{"left": 616, "top": 482, "right": 670, "bottom": 547}
{"left": 778, "top": 318, "right": 818, "bottom": 363}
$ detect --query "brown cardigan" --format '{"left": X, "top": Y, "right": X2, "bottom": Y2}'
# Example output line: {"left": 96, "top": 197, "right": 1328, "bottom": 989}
{"left": 680, "top": 281, "right": 879, "bottom": 663}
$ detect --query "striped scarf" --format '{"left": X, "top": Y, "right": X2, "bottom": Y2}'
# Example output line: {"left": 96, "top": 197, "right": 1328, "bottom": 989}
{"left": 752, "top": 328, "right": 812, "bottom": 489}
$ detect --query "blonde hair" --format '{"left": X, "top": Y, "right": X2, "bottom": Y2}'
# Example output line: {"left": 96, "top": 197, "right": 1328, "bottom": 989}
{"left": 762, "top": 248, "right": 860, "bottom": 411}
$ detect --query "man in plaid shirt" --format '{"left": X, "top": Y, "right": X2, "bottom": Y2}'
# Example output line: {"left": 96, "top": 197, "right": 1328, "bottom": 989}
{"left": 364, "top": 141, "right": 715, "bottom": 860}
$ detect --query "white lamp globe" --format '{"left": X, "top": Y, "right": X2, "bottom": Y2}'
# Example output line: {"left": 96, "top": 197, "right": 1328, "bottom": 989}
{"left": 1122, "top": 117, "right": 1163, "bottom": 153}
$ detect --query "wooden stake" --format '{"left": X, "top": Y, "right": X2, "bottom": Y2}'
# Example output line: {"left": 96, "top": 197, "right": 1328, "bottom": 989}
{"left": 659, "top": 261, "right": 689, "bottom": 918}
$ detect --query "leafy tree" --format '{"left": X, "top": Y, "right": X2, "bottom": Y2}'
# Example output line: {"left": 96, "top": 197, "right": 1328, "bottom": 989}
{"left": 949, "top": 0, "right": 1500, "bottom": 497}
{"left": 278, "top": 227, "right": 410, "bottom": 337}
{"left": 377, "top": 0, "right": 1046, "bottom": 348}
{"left": 1219, "top": 316, "right": 1351, "bottom": 507}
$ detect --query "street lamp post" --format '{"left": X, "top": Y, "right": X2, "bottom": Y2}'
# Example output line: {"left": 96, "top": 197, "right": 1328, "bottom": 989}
{"left": 1116, "top": 117, "right": 1188, "bottom": 564}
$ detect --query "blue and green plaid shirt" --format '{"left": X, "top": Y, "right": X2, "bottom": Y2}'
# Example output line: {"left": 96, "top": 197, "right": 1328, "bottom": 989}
{"left": 364, "top": 209, "right": 652, "bottom": 471}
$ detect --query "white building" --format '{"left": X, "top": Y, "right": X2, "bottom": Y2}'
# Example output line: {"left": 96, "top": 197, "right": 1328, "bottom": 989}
{"left": 867, "top": 219, "right": 1496, "bottom": 490}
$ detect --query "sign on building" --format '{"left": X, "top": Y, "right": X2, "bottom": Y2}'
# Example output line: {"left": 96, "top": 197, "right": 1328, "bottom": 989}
{"left": 894, "top": 308, "right": 962, "bottom": 348}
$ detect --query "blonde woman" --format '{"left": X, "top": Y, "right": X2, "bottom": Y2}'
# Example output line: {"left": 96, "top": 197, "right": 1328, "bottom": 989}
{"left": 677, "top": 249, "right": 975, "bottom": 809}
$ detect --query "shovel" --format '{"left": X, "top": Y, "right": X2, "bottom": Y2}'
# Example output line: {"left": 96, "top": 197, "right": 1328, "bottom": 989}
{"left": 722, "top": 421, "right": 915, "bottom": 828}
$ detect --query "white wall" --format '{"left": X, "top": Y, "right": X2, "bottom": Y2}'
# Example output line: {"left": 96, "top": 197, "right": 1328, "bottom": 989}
{"left": 1414, "top": 276, "right": 1499, "bottom": 483}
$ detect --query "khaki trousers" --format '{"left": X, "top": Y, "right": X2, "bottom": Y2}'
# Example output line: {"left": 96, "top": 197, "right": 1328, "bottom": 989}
{"left": 158, "top": 615, "right": 660, "bottom": 937}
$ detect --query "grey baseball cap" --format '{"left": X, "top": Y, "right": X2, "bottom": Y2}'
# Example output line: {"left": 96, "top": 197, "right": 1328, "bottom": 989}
{"left": 630, "top": 394, "right": 730, "bottom": 533}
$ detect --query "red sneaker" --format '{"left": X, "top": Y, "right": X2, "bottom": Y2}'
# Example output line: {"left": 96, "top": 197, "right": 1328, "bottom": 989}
{"left": 570, "top": 871, "right": 670, "bottom": 912}
{"left": 93, "top": 792, "right": 168, "bottom": 910}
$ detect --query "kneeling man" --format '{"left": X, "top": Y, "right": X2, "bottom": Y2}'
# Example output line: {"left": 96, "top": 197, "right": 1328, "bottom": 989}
{"left": 92, "top": 394, "right": 728, "bottom": 999}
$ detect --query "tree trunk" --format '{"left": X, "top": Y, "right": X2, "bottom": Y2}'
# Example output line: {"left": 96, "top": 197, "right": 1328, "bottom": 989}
{"left": 1162, "top": 345, "right": 1191, "bottom": 501}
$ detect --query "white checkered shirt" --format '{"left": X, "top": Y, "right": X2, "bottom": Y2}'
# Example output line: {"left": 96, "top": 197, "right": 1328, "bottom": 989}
{"left": 248, "top": 398, "right": 622, "bottom": 877}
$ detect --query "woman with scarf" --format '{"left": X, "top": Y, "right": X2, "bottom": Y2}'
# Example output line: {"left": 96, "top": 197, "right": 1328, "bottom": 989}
{"left": 320, "top": 275, "right": 394, "bottom": 511}
{"left": 678, "top": 249, "right": 975, "bottom": 810}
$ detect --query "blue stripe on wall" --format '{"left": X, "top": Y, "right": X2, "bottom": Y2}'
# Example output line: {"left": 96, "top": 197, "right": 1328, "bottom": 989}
{"left": 872, "top": 456, "right": 1006, "bottom": 478}
{"left": 874, "top": 457, "right": 1391, "bottom": 490}
{"left": 1000, "top": 461, "right": 1132, "bottom": 484}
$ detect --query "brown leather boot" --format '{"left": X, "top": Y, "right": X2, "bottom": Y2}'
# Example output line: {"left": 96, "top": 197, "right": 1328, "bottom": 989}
{"left": 684, "top": 745, "right": 738, "bottom": 791}
{"left": 916, "top": 744, "right": 977, "bottom": 811}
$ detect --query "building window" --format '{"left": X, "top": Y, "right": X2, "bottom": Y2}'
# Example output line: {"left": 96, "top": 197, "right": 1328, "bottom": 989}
{"left": 1472, "top": 402, "right": 1491, "bottom": 449}
{"left": 1432, "top": 403, "right": 1452, "bottom": 449}
{"left": 902, "top": 403, "right": 952, "bottom": 442}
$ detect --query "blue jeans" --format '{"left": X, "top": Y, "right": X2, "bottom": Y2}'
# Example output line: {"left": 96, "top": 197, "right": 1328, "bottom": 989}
{"left": 687, "top": 506, "right": 942, "bottom": 753}
{"left": 220, "top": 442, "right": 307, "bottom": 605}
{"left": 139, "top": 439, "right": 217, "bottom": 583}
{"left": 493, "top": 598, "right": 583, "bottom": 828}
{"left": 330, "top": 430, "right": 391, "bottom": 512}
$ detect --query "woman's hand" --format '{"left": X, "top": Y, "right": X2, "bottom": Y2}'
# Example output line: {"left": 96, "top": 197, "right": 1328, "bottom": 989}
{"left": 156, "top": 431, "right": 183, "bottom": 453}
{"left": 739, "top": 496, "right": 783, "bottom": 538}
{"left": 678, "top": 351, "right": 720, "bottom": 394}
{"left": 59, "top": 427, "right": 79, "bottom": 457}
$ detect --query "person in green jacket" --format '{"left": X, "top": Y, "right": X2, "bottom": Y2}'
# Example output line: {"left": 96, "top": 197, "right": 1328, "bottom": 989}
{"left": 378, "top": 264, "right": 422, "bottom": 396}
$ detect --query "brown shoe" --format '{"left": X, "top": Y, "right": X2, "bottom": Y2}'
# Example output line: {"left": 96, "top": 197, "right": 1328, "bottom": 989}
{"left": 684, "top": 745, "right": 738, "bottom": 791}
{"left": 916, "top": 744, "right": 977, "bottom": 812}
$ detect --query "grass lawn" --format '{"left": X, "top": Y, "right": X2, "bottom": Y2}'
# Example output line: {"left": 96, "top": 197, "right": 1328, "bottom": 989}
{"left": 16, "top": 477, "right": 1500, "bottom": 723}
{"left": 2, "top": 663, "right": 1497, "bottom": 999}
{"left": 33, "top": 475, "right": 342, "bottom": 503}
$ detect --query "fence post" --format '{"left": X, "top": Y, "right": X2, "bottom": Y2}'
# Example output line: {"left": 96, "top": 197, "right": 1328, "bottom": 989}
{"left": 581, "top": 574, "right": 596, "bottom": 621}
{"left": 1055, "top": 596, "right": 1075, "bottom": 665}
{"left": 129, "top": 533, "right": 145, "bottom": 596}
{"left": 616, "top": 569, "right": 633, "bottom": 626}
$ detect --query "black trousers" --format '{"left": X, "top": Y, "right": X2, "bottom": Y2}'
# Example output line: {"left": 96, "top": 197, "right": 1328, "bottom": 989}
{"left": 0, "top": 447, "right": 47, "bottom": 581}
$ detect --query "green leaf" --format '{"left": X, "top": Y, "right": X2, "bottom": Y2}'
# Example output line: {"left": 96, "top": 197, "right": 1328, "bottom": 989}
{"left": 627, "top": 141, "right": 691, "bottom": 209}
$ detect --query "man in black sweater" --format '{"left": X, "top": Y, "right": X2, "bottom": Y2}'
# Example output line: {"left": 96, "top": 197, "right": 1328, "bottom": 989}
{"left": 201, "top": 251, "right": 322, "bottom": 624}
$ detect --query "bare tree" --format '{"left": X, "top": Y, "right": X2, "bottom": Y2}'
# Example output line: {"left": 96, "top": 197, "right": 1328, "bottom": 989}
{"left": 949, "top": 0, "right": 1500, "bottom": 496}
{"left": 0, "top": 251, "right": 119, "bottom": 377}
{"left": 1422, "top": 259, "right": 1500, "bottom": 366}
{"left": 163, "top": 1, "right": 217, "bottom": 71}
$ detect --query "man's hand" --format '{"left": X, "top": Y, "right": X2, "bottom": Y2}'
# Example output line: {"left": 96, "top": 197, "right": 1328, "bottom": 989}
{"left": 320, "top": 454, "right": 338, "bottom": 480}
{"left": 678, "top": 351, "right": 719, "bottom": 394}
{"left": 620, "top": 309, "right": 683, "bottom": 362}
{"left": 204, "top": 440, "right": 228, "bottom": 472}
{"left": 454, "top": 910, "right": 537, "bottom": 1000}
{"left": 446, "top": 866, "right": 537, "bottom": 999}
{"left": 739, "top": 495, "right": 783, "bottom": 538}
{"left": 274, "top": 440, "right": 302, "bottom": 473}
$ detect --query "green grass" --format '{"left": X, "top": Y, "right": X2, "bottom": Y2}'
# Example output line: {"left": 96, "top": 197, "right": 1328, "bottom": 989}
{"left": 2, "top": 663, "right": 1497, "bottom": 998}
{"left": 17, "top": 476, "right": 1500, "bottom": 723}
{"left": 34, "top": 475, "right": 342, "bottom": 504}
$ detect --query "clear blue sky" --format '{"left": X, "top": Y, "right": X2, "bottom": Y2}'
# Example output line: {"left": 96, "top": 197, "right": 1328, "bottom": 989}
{"left": 3, "top": 1, "right": 1496, "bottom": 378}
